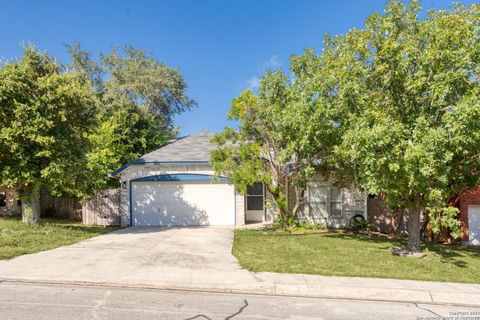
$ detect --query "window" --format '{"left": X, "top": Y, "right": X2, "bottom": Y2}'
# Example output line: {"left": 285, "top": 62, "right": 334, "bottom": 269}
{"left": 330, "top": 188, "right": 342, "bottom": 217}
{"left": 0, "top": 192, "right": 6, "bottom": 207}
{"left": 309, "top": 186, "right": 327, "bottom": 217}
{"left": 308, "top": 186, "right": 343, "bottom": 218}
{"left": 246, "top": 183, "right": 264, "bottom": 211}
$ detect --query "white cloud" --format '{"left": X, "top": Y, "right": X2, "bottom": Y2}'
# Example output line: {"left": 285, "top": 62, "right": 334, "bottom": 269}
{"left": 242, "top": 55, "right": 281, "bottom": 90}
{"left": 245, "top": 76, "right": 260, "bottom": 90}
{"left": 265, "top": 54, "right": 281, "bottom": 68}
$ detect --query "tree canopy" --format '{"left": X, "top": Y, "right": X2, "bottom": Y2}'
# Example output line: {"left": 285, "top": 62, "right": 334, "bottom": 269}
{"left": 330, "top": 0, "right": 480, "bottom": 251}
{"left": 212, "top": 65, "right": 342, "bottom": 225}
{"left": 67, "top": 44, "right": 196, "bottom": 190}
{"left": 0, "top": 46, "right": 97, "bottom": 223}
{"left": 213, "top": 1, "right": 480, "bottom": 252}
{"left": 0, "top": 44, "right": 196, "bottom": 223}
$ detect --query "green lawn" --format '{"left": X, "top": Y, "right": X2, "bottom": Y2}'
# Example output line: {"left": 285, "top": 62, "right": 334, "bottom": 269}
{"left": 233, "top": 229, "right": 480, "bottom": 283}
{"left": 0, "top": 217, "right": 122, "bottom": 260}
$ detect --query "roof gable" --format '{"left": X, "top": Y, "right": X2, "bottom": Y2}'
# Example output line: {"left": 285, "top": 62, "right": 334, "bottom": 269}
{"left": 111, "top": 130, "right": 216, "bottom": 176}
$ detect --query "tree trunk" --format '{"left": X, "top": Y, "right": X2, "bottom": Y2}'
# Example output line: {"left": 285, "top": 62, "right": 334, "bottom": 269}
{"left": 22, "top": 186, "right": 41, "bottom": 225}
{"left": 291, "top": 187, "right": 304, "bottom": 218}
{"left": 406, "top": 206, "right": 422, "bottom": 252}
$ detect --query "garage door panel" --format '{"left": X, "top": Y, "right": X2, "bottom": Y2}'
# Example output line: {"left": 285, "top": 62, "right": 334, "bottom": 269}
{"left": 132, "top": 182, "right": 234, "bottom": 226}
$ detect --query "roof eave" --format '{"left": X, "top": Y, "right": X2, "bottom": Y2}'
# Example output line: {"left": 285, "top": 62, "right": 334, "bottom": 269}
{"left": 109, "top": 161, "right": 211, "bottom": 178}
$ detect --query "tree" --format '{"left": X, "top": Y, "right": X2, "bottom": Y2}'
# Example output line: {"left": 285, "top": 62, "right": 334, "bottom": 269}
{"left": 327, "top": 1, "right": 480, "bottom": 252}
{"left": 0, "top": 46, "right": 97, "bottom": 224}
{"left": 86, "top": 105, "right": 171, "bottom": 190}
{"left": 67, "top": 44, "right": 195, "bottom": 189}
{"left": 212, "top": 67, "right": 341, "bottom": 226}
{"left": 101, "top": 46, "right": 196, "bottom": 127}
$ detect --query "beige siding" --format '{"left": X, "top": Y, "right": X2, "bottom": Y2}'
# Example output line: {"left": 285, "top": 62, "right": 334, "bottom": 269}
{"left": 82, "top": 189, "right": 121, "bottom": 226}
{"left": 297, "top": 176, "right": 367, "bottom": 228}
{"left": 235, "top": 190, "right": 245, "bottom": 226}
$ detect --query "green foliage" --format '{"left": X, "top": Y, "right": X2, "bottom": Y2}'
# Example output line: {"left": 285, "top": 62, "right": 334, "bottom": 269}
{"left": 350, "top": 218, "right": 371, "bottom": 232}
{"left": 212, "top": 66, "right": 343, "bottom": 226}
{"left": 317, "top": 1, "right": 480, "bottom": 243}
{"left": 66, "top": 44, "right": 194, "bottom": 192}
{"left": 86, "top": 106, "right": 171, "bottom": 190}
{"left": 0, "top": 45, "right": 97, "bottom": 199}
{"left": 0, "top": 43, "right": 195, "bottom": 224}
{"left": 428, "top": 206, "right": 463, "bottom": 239}
{"left": 101, "top": 46, "right": 196, "bottom": 126}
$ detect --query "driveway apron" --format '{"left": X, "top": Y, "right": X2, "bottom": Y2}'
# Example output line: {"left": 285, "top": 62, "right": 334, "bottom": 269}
{"left": 0, "top": 227, "right": 266, "bottom": 291}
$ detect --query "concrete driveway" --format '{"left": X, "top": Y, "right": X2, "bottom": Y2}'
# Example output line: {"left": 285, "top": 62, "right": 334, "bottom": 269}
{"left": 2, "top": 227, "right": 480, "bottom": 307}
{"left": 0, "top": 227, "right": 261, "bottom": 290}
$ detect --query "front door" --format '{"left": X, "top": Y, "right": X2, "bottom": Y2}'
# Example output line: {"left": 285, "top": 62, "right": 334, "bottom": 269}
{"left": 245, "top": 183, "right": 264, "bottom": 223}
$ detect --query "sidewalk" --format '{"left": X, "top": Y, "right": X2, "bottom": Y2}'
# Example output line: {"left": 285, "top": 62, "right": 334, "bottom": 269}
{"left": 0, "top": 226, "right": 479, "bottom": 307}
{"left": 2, "top": 271, "right": 480, "bottom": 308}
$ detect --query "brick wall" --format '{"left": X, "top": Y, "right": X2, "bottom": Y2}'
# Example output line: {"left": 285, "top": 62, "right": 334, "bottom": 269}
{"left": 459, "top": 186, "right": 480, "bottom": 242}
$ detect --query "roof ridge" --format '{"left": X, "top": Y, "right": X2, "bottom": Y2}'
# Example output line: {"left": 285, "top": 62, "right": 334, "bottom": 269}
{"left": 110, "top": 130, "right": 216, "bottom": 176}
{"left": 137, "top": 130, "right": 214, "bottom": 160}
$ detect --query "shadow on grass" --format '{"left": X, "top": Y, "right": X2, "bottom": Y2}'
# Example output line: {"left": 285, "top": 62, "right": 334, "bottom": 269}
{"left": 322, "top": 233, "right": 479, "bottom": 268}
{"left": 261, "top": 230, "right": 479, "bottom": 269}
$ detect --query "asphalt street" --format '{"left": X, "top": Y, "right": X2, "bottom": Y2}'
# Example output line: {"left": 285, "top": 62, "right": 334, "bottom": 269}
{"left": 0, "top": 281, "right": 479, "bottom": 320}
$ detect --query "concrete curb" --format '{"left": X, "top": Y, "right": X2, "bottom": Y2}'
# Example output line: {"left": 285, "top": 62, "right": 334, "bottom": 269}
{"left": 2, "top": 277, "right": 480, "bottom": 309}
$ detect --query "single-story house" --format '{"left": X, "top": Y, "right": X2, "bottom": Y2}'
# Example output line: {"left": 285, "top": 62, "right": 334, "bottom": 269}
{"left": 111, "top": 131, "right": 368, "bottom": 228}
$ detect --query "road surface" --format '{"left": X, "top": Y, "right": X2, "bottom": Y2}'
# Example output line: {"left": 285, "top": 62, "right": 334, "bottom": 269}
{"left": 0, "top": 281, "right": 478, "bottom": 320}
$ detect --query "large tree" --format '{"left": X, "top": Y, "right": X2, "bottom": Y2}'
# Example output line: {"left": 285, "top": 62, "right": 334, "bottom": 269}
{"left": 328, "top": 1, "right": 480, "bottom": 252}
{"left": 212, "top": 67, "right": 341, "bottom": 226}
{"left": 67, "top": 44, "right": 196, "bottom": 190}
{"left": 0, "top": 46, "right": 97, "bottom": 224}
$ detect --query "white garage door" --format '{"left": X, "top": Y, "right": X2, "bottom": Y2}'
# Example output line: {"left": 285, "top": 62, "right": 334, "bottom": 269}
{"left": 468, "top": 206, "right": 480, "bottom": 246}
{"left": 132, "top": 181, "right": 235, "bottom": 226}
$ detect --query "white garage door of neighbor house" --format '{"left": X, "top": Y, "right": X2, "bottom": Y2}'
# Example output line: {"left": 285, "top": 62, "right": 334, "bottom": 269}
{"left": 132, "top": 181, "right": 235, "bottom": 226}
{"left": 468, "top": 205, "right": 480, "bottom": 246}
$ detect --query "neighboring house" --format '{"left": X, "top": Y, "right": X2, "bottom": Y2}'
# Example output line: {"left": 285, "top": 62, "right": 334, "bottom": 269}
{"left": 0, "top": 188, "right": 21, "bottom": 216}
{"left": 458, "top": 186, "right": 480, "bottom": 245}
{"left": 367, "top": 189, "right": 480, "bottom": 246}
{"left": 111, "top": 130, "right": 367, "bottom": 228}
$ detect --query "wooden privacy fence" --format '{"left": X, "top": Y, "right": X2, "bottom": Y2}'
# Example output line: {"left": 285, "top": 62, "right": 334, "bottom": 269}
{"left": 40, "top": 190, "right": 82, "bottom": 220}
{"left": 82, "top": 189, "right": 121, "bottom": 226}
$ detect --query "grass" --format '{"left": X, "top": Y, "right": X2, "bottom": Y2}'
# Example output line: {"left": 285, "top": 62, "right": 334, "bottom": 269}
{"left": 0, "top": 216, "right": 122, "bottom": 260}
{"left": 233, "top": 229, "right": 480, "bottom": 284}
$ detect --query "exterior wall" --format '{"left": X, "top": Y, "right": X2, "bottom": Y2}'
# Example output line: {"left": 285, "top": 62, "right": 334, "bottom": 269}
{"left": 82, "top": 189, "right": 121, "bottom": 226}
{"left": 367, "top": 197, "right": 407, "bottom": 235}
{"left": 0, "top": 188, "right": 21, "bottom": 216}
{"left": 459, "top": 186, "right": 480, "bottom": 243}
{"left": 235, "top": 190, "right": 245, "bottom": 226}
{"left": 118, "top": 164, "right": 245, "bottom": 227}
{"left": 296, "top": 175, "right": 367, "bottom": 228}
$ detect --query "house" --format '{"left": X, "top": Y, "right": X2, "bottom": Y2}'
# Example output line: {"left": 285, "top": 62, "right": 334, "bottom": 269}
{"left": 111, "top": 131, "right": 368, "bottom": 227}
{"left": 0, "top": 188, "right": 21, "bottom": 216}
{"left": 458, "top": 187, "right": 480, "bottom": 245}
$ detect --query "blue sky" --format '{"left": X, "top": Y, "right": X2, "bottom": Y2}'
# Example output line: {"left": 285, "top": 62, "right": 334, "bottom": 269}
{"left": 0, "top": 0, "right": 476, "bottom": 135}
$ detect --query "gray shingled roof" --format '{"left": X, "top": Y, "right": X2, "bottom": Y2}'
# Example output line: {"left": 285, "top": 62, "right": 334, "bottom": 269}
{"left": 111, "top": 131, "right": 216, "bottom": 176}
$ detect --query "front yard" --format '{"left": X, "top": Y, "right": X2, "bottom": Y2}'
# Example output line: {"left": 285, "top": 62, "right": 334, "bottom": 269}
{"left": 0, "top": 217, "right": 122, "bottom": 260}
{"left": 233, "top": 229, "right": 480, "bottom": 284}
